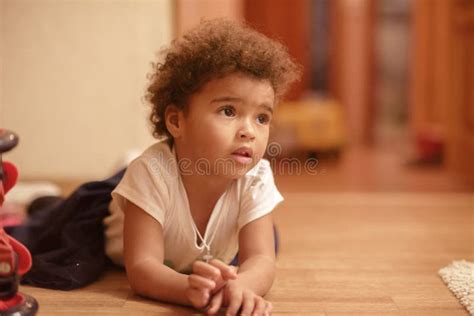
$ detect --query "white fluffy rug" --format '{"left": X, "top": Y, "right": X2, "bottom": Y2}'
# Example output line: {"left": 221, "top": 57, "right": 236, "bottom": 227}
{"left": 439, "top": 260, "right": 474, "bottom": 315}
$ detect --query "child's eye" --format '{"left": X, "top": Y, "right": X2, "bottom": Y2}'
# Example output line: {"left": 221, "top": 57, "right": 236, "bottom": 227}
{"left": 257, "top": 113, "right": 271, "bottom": 125}
{"left": 219, "top": 106, "right": 236, "bottom": 117}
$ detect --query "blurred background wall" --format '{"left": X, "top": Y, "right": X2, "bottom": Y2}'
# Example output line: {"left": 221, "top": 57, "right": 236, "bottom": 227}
{"left": 1, "top": 0, "right": 473, "bottom": 187}
{"left": 175, "top": 0, "right": 474, "bottom": 187}
{"left": 1, "top": 0, "right": 172, "bottom": 179}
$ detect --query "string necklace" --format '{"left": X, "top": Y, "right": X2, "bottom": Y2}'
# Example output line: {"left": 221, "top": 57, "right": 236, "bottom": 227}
{"left": 190, "top": 193, "right": 227, "bottom": 263}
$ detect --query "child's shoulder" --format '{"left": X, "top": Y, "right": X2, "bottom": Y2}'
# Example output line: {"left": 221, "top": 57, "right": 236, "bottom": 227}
{"left": 128, "top": 141, "right": 178, "bottom": 180}
{"left": 140, "top": 141, "right": 174, "bottom": 160}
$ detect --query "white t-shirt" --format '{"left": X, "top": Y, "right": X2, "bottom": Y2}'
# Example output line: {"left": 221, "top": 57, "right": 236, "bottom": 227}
{"left": 103, "top": 141, "right": 283, "bottom": 273}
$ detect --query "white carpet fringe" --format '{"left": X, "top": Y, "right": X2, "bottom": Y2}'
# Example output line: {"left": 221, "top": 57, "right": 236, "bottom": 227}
{"left": 439, "top": 260, "right": 474, "bottom": 315}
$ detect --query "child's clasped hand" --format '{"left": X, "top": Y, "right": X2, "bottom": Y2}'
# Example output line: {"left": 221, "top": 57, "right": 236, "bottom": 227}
{"left": 187, "top": 259, "right": 273, "bottom": 315}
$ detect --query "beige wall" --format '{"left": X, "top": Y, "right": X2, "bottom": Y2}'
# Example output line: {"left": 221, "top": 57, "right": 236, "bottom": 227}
{"left": 1, "top": 0, "right": 172, "bottom": 180}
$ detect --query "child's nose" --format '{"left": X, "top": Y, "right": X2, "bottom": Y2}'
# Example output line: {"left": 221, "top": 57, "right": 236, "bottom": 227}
{"left": 237, "top": 120, "right": 256, "bottom": 140}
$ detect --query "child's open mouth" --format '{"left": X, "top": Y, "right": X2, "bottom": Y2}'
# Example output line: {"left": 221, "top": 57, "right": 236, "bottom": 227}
{"left": 231, "top": 147, "right": 253, "bottom": 165}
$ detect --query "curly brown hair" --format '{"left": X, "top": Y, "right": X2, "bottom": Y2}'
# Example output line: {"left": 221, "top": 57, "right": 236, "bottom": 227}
{"left": 145, "top": 18, "right": 301, "bottom": 142}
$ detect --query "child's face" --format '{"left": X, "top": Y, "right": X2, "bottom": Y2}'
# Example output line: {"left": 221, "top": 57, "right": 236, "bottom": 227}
{"left": 174, "top": 72, "right": 275, "bottom": 179}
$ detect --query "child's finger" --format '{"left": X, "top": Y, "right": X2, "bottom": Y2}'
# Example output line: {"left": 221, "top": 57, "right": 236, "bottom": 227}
{"left": 225, "top": 291, "right": 243, "bottom": 316}
{"left": 186, "top": 287, "right": 210, "bottom": 309}
{"left": 228, "top": 265, "right": 238, "bottom": 277}
{"left": 264, "top": 301, "right": 273, "bottom": 315}
{"left": 209, "top": 259, "right": 237, "bottom": 280}
{"left": 188, "top": 274, "right": 216, "bottom": 290}
{"left": 206, "top": 289, "right": 224, "bottom": 315}
{"left": 192, "top": 261, "right": 221, "bottom": 280}
{"left": 252, "top": 297, "right": 266, "bottom": 316}
{"left": 239, "top": 292, "right": 255, "bottom": 316}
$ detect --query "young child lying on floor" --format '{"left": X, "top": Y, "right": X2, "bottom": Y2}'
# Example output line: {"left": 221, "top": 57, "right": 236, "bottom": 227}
{"left": 102, "top": 19, "right": 300, "bottom": 315}
{"left": 104, "top": 20, "right": 298, "bottom": 315}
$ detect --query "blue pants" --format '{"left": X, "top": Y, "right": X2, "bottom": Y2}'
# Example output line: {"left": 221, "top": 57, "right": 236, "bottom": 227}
{"left": 6, "top": 169, "right": 125, "bottom": 290}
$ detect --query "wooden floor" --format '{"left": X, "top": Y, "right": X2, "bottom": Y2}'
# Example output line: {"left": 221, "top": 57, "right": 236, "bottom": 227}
{"left": 21, "top": 147, "right": 474, "bottom": 315}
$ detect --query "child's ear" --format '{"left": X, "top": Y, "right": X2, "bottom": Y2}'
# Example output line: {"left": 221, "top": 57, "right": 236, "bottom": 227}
{"left": 165, "top": 105, "right": 184, "bottom": 138}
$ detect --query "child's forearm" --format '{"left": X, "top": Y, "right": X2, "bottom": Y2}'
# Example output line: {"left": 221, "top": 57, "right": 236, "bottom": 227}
{"left": 126, "top": 258, "right": 191, "bottom": 306}
{"left": 234, "top": 254, "right": 276, "bottom": 296}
